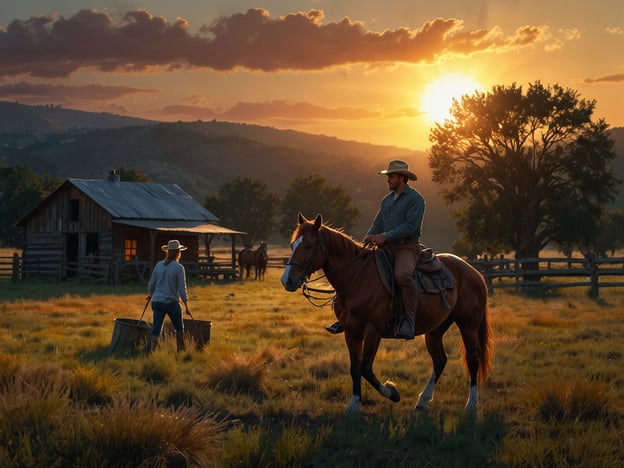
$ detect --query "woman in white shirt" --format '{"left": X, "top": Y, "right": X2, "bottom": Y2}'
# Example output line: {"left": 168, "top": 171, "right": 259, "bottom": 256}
{"left": 146, "top": 239, "right": 191, "bottom": 352}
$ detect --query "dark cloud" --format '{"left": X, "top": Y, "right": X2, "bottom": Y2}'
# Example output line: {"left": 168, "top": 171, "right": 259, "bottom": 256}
{"left": 0, "top": 81, "right": 157, "bottom": 99}
{"left": 0, "top": 8, "right": 553, "bottom": 78}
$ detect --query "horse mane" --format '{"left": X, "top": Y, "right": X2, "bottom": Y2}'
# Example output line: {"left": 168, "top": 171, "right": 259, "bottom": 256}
{"left": 292, "top": 218, "right": 363, "bottom": 258}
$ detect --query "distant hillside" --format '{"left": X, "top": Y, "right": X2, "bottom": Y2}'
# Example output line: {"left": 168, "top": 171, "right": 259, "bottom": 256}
{"left": 1, "top": 102, "right": 622, "bottom": 250}
{"left": 0, "top": 119, "right": 455, "bottom": 248}
{"left": 0, "top": 101, "right": 155, "bottom": 133}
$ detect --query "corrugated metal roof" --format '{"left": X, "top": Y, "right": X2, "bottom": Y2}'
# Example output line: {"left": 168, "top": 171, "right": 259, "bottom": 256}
{"left": 114, "top": 219, "right": 246, "bottom": 235}
{"left": 68, "top": 178, "right": 219, "bottom": 222}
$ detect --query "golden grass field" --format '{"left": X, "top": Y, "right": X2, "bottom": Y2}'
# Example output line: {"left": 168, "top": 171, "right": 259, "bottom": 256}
{"left": 0, "top": 251, "right": 623, "bottom": 466}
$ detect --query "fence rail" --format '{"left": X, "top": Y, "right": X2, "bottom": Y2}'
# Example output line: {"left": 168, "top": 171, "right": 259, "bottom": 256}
{"left": 470, "top": 256, "right": 624, "bottom": 295}
{"left": 0, "top": 254, "right": 239, "bottom": 283}
{"left": 3, "top": 253, "right": 624, "bottom": 295}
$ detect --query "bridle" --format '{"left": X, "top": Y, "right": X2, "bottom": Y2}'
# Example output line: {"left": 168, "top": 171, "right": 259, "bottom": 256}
{"left": 285, "top": 230, "right": 326, "bottom": 285}
{"left": 287, "top": 229, "right": 371, "bottom": 306}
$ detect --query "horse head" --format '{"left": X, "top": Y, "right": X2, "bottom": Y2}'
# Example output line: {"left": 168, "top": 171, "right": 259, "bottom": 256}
{"left": 280, "top": 213, "right": 325, "bottom": 291}
{"left": 259, "top": 241, "right": 268, "bottom": 260}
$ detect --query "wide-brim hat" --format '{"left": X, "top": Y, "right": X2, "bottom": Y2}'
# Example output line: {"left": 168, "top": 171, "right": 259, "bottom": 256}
{"left": 377, "top": 159, "right": 417, "bottom": 181}
{"left": 161, "top": 239, "right": 187, "bottom": 251}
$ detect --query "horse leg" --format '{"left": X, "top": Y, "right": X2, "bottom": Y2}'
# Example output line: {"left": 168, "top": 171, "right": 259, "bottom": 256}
{"left": 415, "top": 329, "right": 449, "bottom": 411}
{"left": 361, "top": 328, "right": 400, "bottom": 404}
{"left": 344, "top": 333, "right": 364, "bottom": 413}
{"left": 458, "top": 325, "right": 481, "bottom": 412}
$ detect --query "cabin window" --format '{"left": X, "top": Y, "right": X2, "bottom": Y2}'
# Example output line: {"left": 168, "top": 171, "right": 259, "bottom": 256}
{"left": 70, "top": 199, "right": 80, "bottom": 222}
{"left": 124, "top": 239, "right": 137, "bottom": 261}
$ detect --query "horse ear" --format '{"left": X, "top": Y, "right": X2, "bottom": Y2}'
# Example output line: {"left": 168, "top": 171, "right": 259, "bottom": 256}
{"left": 313, "top": 214, "right": 323, "bottom": 230}
{"left": 297, "top": 212, "right": 306, "bottom": 224}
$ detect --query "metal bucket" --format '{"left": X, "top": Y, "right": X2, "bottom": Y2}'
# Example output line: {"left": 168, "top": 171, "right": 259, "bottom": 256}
{"left": 183, "top": 318, "right": 211, "bottom": 349}
{"left": 110, "top": 318, "right": 152, "bottom": 352}
{"left": 164, "top": 318, "right": 211, "bottom": 349}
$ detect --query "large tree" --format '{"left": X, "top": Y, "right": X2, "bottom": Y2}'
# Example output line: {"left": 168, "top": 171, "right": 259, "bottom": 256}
{"left": 0, "top": 162, "right": 60, "bottom": 247}
{"left": 204, "top": 176, "right": 280, "bottom": 248}
{"left": 429, "top": 81, "right": 621, "bottom": 260}
{"left": 279, "top": 174, "right": 361, "bottom": 239}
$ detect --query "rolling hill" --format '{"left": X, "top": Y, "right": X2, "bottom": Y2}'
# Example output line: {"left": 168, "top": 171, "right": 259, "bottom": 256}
{"left": 1, "top": 101, "right": 622, "bottom": 251}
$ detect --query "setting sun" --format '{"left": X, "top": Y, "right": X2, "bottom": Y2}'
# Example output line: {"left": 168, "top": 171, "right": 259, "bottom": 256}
{"left": 421, "top": 74, "right": 483, "bottom": 123}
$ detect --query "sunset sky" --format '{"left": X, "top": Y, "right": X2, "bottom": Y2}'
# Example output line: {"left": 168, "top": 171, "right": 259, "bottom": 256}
{"left": 1, "top": 1, "right": 622, "bottom": 150}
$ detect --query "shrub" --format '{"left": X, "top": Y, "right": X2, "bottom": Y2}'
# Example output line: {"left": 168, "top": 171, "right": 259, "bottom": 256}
{"left": 206, "top": 353, "right": 268, "bottom": 399}
{"left": 70, "top": 365, "right": 120, "bottom": 405}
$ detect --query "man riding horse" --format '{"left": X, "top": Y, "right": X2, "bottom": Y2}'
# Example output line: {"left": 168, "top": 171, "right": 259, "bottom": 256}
{"left": 326, "top": 159, "right": 425, "bottom": 339}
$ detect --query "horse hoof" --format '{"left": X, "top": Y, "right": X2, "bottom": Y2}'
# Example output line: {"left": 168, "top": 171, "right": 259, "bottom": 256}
{"left": 383, "top": 380, "right": 401, "bottom": 402}
{"left": 346, "top": 395, "right": 362, "bottom": 413}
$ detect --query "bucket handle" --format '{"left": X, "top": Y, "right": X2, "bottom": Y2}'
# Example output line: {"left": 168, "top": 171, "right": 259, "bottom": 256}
{"left": 188, "top": 310, "right": 198, "bottom": 328}
{"left": 139, "top": 297, "right": 151, "bottom": 322}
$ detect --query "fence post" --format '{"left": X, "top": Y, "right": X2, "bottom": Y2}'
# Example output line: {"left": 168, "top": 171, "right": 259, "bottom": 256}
{"left": 12, "top": 253, "right": 20, "bottom": 281}
{"left": 588, "top": 253, "right": 598, "bottom": 298}
{"left": 482, "top": 255, "right": 494, "bottom": 294}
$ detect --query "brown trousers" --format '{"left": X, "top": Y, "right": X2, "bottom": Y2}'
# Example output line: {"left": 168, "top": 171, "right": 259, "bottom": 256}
{"left": 387, "top": 240, "right": 421, "bottom": 288}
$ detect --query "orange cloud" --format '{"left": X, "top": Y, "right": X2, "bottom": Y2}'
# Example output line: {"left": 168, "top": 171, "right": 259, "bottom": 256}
{"left": 584, "top": 73, "right": 624, "bottom": 84}
{"left": 0, "top": 8, "right": 555, "bottom": 77}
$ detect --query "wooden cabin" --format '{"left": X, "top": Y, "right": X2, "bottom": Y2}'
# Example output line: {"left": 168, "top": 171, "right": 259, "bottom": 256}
{"left": 15, "top": 171, "right": 245, "bottom": 282}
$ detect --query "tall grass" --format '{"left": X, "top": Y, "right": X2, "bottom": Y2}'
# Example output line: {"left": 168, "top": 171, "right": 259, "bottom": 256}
{"left": 0, "top": 269, "right": 623, "bottom": 466}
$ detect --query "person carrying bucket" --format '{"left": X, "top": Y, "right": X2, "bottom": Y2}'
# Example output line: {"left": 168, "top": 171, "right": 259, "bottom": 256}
{"left": 146, "top": 239, "right": 192, "bottom": 352}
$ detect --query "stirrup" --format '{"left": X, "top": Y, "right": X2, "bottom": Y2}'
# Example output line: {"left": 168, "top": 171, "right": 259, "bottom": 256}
{"left": 396, "top": 319, "right": 415, "bottom": 340}
{"left": 325, "top": 321, "right": 343, "bottom": 334}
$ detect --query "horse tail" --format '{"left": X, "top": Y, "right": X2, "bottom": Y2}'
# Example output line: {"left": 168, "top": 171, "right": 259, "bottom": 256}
{"left": 457, "top": 260, "right": 493, "bottom": 383}
{"left": 477, "top": 302, "right": 493, "bottom": 382}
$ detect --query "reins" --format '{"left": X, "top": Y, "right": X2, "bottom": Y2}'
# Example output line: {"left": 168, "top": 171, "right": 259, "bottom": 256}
{"left": 301, "top": 241, "right": 372, "bottom": 307}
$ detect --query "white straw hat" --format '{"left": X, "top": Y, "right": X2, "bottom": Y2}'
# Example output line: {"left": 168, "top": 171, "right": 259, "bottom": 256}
{"left": 161, "top": 239, "right": 187, "bottom": 251}
{"left": 377, "top": 159, "right": 417, "bottom": 181}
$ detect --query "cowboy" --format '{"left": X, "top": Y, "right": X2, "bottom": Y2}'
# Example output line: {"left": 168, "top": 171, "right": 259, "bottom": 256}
{"left": 326, "top": 160, "right": 425, "bottom": 339}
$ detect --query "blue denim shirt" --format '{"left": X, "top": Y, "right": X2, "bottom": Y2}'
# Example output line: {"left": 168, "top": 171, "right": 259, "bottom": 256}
{"left": 366, "top": 184, "right": 425, "bottom": 241}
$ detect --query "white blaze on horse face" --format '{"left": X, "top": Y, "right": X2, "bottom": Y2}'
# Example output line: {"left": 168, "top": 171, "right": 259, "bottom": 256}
{"left": 280, "top": 236, "right": 303, "bottom": 289}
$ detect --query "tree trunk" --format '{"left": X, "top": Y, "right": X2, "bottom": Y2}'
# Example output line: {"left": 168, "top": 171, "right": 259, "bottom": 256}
{"left": 516, "top": 242, "right": 541, "bottom": 283}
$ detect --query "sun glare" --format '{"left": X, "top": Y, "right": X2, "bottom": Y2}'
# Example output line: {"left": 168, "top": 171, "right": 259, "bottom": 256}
{"left": 421, "top": 74, "right": 483, "bottom": 123}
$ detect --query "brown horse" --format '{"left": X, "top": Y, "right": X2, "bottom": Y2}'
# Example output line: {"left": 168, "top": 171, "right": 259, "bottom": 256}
{"left": 238, "top": 241, "right": 268, "bottom": 280}
{"left": 280, "top": 214, "right": 492, "bottom": 413}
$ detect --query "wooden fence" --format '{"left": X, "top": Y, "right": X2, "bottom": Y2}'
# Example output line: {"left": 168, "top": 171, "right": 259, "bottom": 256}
{"left": 469, "top": 255, "right": 624, "bottom": 296}
{"left": 3, "top": 253, "right": 624, "bottom": 295}
{"left": 268, "top": 254, "right": 624, "bottom": 296}
{"left": 0, "top": 254, "right": 238, "bottom": 284}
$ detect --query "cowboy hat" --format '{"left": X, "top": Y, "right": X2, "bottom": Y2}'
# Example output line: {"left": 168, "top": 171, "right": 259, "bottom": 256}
{"left": 161, "top": 239, "right": 187, "bottom": 251}
{"left": 377, "top": 159, "right": 417, "bottom": 181}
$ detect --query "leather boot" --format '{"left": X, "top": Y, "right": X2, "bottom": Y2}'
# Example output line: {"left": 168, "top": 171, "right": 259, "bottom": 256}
{"left": 145, "top": 335, "right": 159, "bottom": 353}
{"left": 397, "top": 284, "right": 418, "bottom": 340}
{"left": 325, "top": 321, "right": 343, "bottom": 334}
{"left": 176, "top": 332, "right": 186, "bottom": 352}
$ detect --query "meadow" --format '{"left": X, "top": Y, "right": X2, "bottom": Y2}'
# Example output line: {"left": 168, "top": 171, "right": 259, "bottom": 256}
{"left": 0, "top": 263, "right": 623, "bottom": 467}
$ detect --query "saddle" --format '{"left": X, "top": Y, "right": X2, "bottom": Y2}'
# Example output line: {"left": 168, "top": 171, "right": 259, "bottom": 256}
{"left": 373, "top": 246, "right": 456, "bottom": 338}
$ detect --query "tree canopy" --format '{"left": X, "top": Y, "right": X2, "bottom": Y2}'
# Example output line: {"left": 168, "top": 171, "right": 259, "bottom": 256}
{"left": 204, "top": 176, "right": 280, "bottom": 248}
{"left": 117, "top": 165, "right": 151, "bottom": 182}
{"left": 278, "top": 174, "right": 361, "bottom": 239}
{"left": 429, "top": 81, "right": 621, "bottom": 259}
{"left": 0, "top": 162, "right": 60, "bottom": 247}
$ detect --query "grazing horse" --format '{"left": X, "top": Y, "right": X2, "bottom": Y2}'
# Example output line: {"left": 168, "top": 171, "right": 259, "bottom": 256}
{"left": 238, "top": 241, "right": 269, "bottom": 280}
{"left": 280, "top": 214, "right": 492, "bottom": 413}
